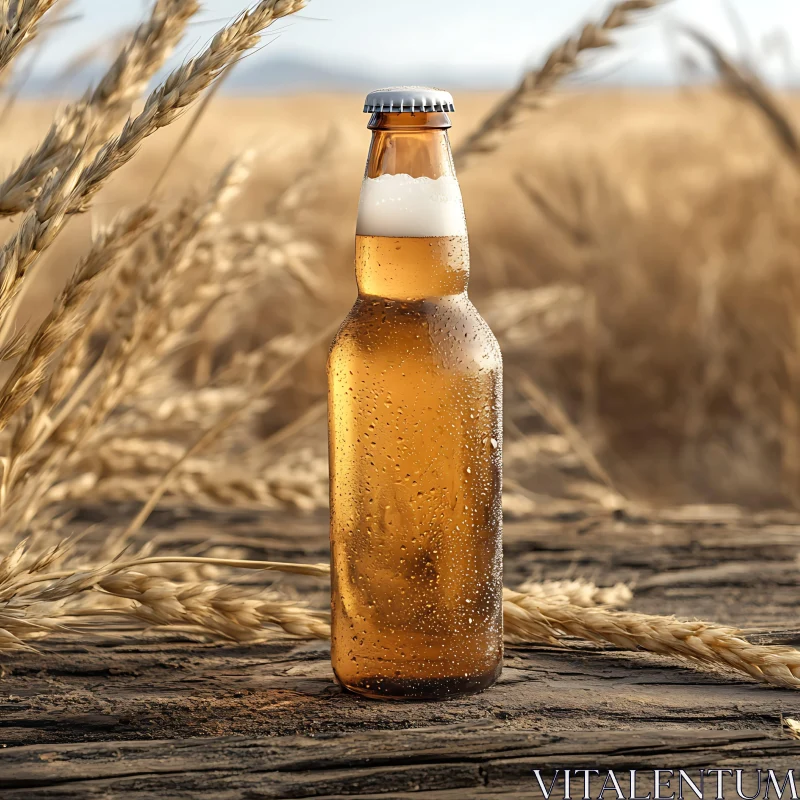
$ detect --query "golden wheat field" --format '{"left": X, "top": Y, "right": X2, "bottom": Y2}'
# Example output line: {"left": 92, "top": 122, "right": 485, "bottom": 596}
{"left": 3, "top": 0, "right": 800, "bottom": 690}
{"left": 12, "top": 86, "right": 800, "bottom": 515}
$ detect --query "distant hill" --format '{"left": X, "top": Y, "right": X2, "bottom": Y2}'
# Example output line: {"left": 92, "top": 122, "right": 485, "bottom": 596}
{"left": 20, "top": 53, "right": 750, "bottom": 98}
{"left": 20, "top": 55, "right": 515, "bottom": 97}
{"left": 226, "top": 56, "right": 518, "bottom": 93}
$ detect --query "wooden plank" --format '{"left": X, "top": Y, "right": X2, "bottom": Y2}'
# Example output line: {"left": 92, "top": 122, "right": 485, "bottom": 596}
{"left": 1, "top": 507, "right": 800, "bottom": 795}
{"left": 2, "top": 723, "right": 799, "bottom": 799}
{"left": 2, "top": 635, "right": 800, "bottom": 748}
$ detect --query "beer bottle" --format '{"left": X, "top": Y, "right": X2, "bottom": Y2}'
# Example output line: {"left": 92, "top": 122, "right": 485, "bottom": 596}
{"left": 328, "top": 87, "right": 503, "bottom": 700}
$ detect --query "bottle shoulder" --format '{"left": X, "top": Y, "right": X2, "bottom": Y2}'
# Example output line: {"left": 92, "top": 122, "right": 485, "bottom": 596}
{"left": 328, "top": 294, "right": 502, "bottom": 372}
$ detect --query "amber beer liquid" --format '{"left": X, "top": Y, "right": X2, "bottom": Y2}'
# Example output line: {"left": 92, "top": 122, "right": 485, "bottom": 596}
{"left": 328, "top": 88, "right": 503, "bottom": 700}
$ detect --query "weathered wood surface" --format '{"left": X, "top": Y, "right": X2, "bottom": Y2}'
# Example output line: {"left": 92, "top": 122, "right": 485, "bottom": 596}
{"left": 2, "top": 723, "right": 800, "bottom": 799}
{"left": 1, "top": 506, "right": 800, "bottom": 797}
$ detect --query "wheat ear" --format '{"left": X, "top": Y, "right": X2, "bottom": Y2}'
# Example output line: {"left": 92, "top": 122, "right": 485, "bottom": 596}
{"left": 516, "top": 578, "right": 632, "bottom": 608}
{"left": 503, "top": 589, "right": 800, "bottom": 689}
{"left": 0, "top": 205, "right": 155, "bottom": 433}
{"left": 94, "top": 572, "right": 331, "bottom": 640}
{"left": 0, "top": 207, "right": 156, "bottom": 512}
{"left": 0, "top": 157, "right": 252, "bottom": 533}
{"left": 79, "top": 155, "right": 253, "bottom": 426}
{"left": 0, "top": 556, "right": 331, "bottom": 600}
{"left": 37, "top": 156, "right": 247, "bottom": 433}
{"left": 456, "top": 0, "right": 666, "bottom": 164}
{"left": 681, "top": 27, "right": 800, "bottom": 166}
{"left": 4, "top": 557, "right": 800, "bottom": 690}
{"left": 0, "top": 0, "right": 307, "bottom": 325}
{"left": 0, "top": 0, "right": 200, "bottom": 216}
{"left": 0, "top": 0, "right": 59, "bottom": 80}
{"left": 119, "top": 320, "right": 338, "bottom": 543}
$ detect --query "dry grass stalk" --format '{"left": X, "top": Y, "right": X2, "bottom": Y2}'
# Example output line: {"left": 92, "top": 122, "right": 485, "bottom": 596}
{"left": 0, "top": 0, "right": 306, "bottom": 326}
{"left": 0, "top": 0, "right": 200, "bottom": 217}
{"left": 0, "top": 0, "right": 60, "bottom": 80}
{"left": 456, "top": 0, "right": 666, "bottom": 164}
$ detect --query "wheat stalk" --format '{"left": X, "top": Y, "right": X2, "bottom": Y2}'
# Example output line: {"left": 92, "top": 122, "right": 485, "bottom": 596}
{"left": 0, "top": 157, "right": 252, "bottom": 535}
{"left": 0, "top": 0, "right": 307, "bottom": 327}
{"left": 0, "top": 205, "right": 155, "bottom": 435}
{"left": 2, "top": 230, "right": 155, "bottom": 507}
{"left": 0, "top": 0, "right": 60, "bottom": 80}
{"left": 129, "top": 154, "right": 256, "bottom": 363}
{"left": 516, "top": 578, "right": 632, "bottom": 608}
{"left": 45, "top": 454, "right": 328, "bottom": 511}
{"left": 456, "top": 0, "right": 666, "bottom": 164}
{"left": 0, "top": 534, "right": 72, "bottom": 588}
{"left": 503, "top": 589, "right": 800, "bottom": 689}
{"left": 0, "top": 206, "right": 156, "bottom": 515}
{"left": 77, "top": 155, "right": 253, "bottom": 427}
{"left": 35, "top": 191, "right": 206, "bottom": 423}
{"left": 0, "top": 578, "right": 330, "bottom": 647}
{"left": 94, "top": 571, "right": 331, "bottom": 640}
{"left": 0, "top": 193, "right": 240, "bottom": 543}
{"left": 516, "top": 373, "right": 620, "bottom": 496}
{"left": 681, "top": 26, "right": 800, "bottom": 166}
{"left": 119, "top": 320, "right": 337, "bottom": 542}
{"left": 118, "top": 386, "right": 272, "bottom": 428}
{"left": 3, "top": 555, "right": 799, "bottom": 690}
{"left": 0, "top": 555, "right": 330, "bottom": 602}
{"left": 0, "top": 0, "right": 200, "bottom": 217}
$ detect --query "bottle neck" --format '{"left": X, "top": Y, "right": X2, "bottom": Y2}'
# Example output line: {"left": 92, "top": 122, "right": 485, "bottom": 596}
{"left": 356, "top": 112, "right": 469, "bottom": 301}
{"left": 365, "top": 112, "right": 456, "bottom": 179}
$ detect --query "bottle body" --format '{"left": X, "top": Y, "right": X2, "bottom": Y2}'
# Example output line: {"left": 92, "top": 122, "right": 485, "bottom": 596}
{"left": 327, "top": 105, "right": 503, "bottom": 700}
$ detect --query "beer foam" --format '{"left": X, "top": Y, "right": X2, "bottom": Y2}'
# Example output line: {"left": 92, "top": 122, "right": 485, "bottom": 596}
{"left": 356, "top": 174, "right": 467, "bottom": 237}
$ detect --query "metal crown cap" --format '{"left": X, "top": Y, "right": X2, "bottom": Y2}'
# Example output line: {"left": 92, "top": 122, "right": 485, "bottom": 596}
{"left": 363, "top": 86, "right": 455, "bottom": 114}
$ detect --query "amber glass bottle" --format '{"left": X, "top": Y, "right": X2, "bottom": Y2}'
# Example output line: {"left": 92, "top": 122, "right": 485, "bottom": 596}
{"left": 328, "top": 88, "right": 503, "bottom": 700}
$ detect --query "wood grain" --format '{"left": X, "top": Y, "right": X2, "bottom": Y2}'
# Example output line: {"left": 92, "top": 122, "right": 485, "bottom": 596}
{"left": 3, "top": 723, "right": 800, "bottom": 798}
{"left": 1, "top": 505, "right": 799, "bottom": 795}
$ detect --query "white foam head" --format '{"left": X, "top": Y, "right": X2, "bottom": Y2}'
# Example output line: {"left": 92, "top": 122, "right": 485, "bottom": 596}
{"left": 356, "top": 174, "right": 466, "bottom": 237}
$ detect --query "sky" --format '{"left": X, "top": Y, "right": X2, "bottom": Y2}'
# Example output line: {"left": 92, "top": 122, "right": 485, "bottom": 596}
{"left": 33, "top": 0, "right": 799, "bottom": 87}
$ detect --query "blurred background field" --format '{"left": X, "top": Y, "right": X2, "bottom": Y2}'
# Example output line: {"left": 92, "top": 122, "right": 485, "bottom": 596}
{"left": 2, "top": 0, "right": 800, "bottom": 540}
{"left": 10, "top": 82, "right": 800, "bottom": 514}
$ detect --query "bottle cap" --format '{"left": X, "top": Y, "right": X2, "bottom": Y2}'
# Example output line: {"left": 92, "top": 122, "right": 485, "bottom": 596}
{"left": 363, "top": 86, "right": 455, "bottom": 114}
